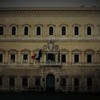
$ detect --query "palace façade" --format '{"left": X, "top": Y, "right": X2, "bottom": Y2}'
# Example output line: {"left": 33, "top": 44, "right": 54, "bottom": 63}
{"left": 0, "top": 7, "right": 100, "bottom": 92}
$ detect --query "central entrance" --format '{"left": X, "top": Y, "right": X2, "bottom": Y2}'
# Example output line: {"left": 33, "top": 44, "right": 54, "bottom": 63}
{"left": 46, "top": 74, "right": 55, "bottom": 91}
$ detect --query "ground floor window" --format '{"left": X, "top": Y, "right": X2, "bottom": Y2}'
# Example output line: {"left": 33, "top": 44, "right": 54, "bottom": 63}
{"left": 22, "top": 77, "right": 28, "bottom": 87}
{"left": 60, "top": 77, "right": 66, "bottom": 86}
{"left": 74, "top": 78, "right": 79, "bottom": 91}
{"left": 9, "top": 77, "right": 15, "bottom": 87}
{"left": 0, "top": 77, "right": 3, "bottom": 86}
{"left": 35, "top": 77, "right": 41, "bottom": 87}
{"left": 87, "top": 78, "right": 92, "bottom": 90}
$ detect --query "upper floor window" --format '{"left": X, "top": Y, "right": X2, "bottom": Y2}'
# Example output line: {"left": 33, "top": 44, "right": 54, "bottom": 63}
{"left": 21, "top": 49, "right": 30, "bottom": 63}
{"left": 61, "top": 54, "right": 66, "bottom": 63}
{"left": 24, "top": 26, "right": 28, "bottom": 35}
{"left": 74, "top": 26, "right": 79, "bottom": 35}
{"left": 36, "top": 26, "right": 41, "bottom": 35}
{"left": 62, "top": 26, "right": 66, "bottom": 35}
{"left": 0, "top": 54, "right": 3, "bottom": 63}
{"left": 49, "top": 26, "right": 53, "bottom": 35}
{"left": 87, "top": 26, "right": 91, "bottom": 35}
{"left": 8, "top": 49, "right": 18, "bottom": 63}
{"left": 74, "top": 54, "right": 79, "bottom": 63}
{"left": 0, "top": 26, "right": 4, "bottom": 35}
{"left": 72, "top": 49, "right": 81, "bottom": 63}
{"left": 12, "top": 26, "right": 16, "bottom": 35}
{"left": 87, "top": 54, "right": 92, "bottom": 63}
{"left": 0, "top": 49, "right": 5, "bottom": 63}
{"left": 10, "top": 54, "right": 15, "bottom": 63}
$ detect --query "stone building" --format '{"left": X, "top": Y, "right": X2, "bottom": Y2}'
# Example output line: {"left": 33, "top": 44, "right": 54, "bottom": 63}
{"left": 0, "top": 7, "right": 100, "bottom": 92}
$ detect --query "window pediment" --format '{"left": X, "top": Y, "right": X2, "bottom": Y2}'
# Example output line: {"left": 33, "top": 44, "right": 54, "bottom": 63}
{"left": 60, "top": 49, "right": 69, "bottom": 53}
{"left": 22, "top": 24, "right": 31, "bottom": 27}
{"left": 72, "top": 24, "right": 81, "bottom": 27}
{"left": 85, "top": 24, "right": 94, "bottom": 27}
{"left": 59, "top": 24, "right": 68, "bottom": 27}
{"left": 8, "top": 49, "right": 18, "bottom": 54}
{"left": 47, "top": 24, "right": 56, "bottom": 27}
{"left": 35, "top": 24, "right": 43, "bottom": 27}
{"left": 0, "top": 49, "right": 5, "bottom": 54}
{"left": 97, "top": 50, "right": 100, "bottom": 54}
{"left": 84, "top": 49, "right": 94, "bottom": 54}
{"left": 10, "top": 24, "right": 18, "bottom": 27}
{"left": 72, "top": 49, "right": 82, "bottom": 54}
{"left": 21, "top": 49, "right": 30, "bottom": 54}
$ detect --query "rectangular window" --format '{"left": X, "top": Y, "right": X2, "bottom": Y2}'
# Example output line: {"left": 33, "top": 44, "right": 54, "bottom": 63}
{"left": 74, "top": 54, "right": 79, "bottom": 63}
{"left": 61, "top": 54, "right": 66, "bottom": 63}
{"left": 87, "top": 78, "right": 92, "bottom": 90}
{"left": 0, "top": 54, "right": 3, "bottom": 63}
{"left": 0, "top": 27, "right": 3, "bottom": 35}
{"left": 0, "top": 77, "right": 3, "bottom": 86}
{"left": 35, "top": 77, "right": 40, "bottom": 86}
{"left": 74, "top": 78, "right": 79, "bottom": 86}
{"left": 23, "top": 54, "right": 28, "bottom": 62}
{"left": 87, "top": 54, "right": 92, "bottom": 63}
{"left": 9, "top": 77, "right": 15, "bottom": 86}
{"left": 60, "top": 77, "right": 66, "bottom": 86}
{"left": 22, "top": 77, "right": 28, "bottom": 87}
{"left": 10, "top": 54, "right": 15, "bottom": 62}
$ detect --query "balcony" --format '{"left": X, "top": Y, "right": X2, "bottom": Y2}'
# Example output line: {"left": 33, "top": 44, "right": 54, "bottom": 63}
{"left": 0, "top": 62, "right": 100, "bottom": 68}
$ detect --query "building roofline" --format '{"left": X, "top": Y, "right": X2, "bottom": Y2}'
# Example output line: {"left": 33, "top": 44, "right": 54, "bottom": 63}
{"left": 0, "top": 7, "right": 100, "bottom": 11}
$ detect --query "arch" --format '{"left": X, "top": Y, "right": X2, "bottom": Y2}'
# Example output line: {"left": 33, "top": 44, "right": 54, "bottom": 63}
{"left": 46, "top": 74, "right": 55, "bottom": 91}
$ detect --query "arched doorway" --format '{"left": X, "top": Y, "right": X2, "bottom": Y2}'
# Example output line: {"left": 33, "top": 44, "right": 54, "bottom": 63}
{"left": 46, "top": 74, "right": 55, "bottom": 91}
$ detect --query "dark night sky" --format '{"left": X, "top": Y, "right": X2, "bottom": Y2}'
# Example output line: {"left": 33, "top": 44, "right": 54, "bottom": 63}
{"left": 0, "top": 0, "right": 100, "bottom": 7}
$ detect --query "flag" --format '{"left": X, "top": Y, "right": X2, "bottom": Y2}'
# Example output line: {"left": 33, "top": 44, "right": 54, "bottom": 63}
{"left": 36, "top": 49, "right": 42, "bottom": 61}
{"left": 31, "top": 52, "right": 36, "bottom": 60}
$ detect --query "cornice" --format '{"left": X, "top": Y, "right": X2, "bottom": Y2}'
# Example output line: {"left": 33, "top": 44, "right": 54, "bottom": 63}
{"left": 0, "top": 7, "right": 100, "bottom": 17}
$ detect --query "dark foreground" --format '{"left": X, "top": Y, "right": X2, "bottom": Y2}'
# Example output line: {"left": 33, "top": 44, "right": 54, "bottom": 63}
{"left": 0, "top": 92, "right": 100, "bottom": 100}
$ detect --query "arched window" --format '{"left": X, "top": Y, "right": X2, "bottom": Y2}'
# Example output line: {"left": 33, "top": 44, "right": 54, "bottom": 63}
{"left": 49, "top": 26, "right": 53, "bottom": 35}
{"left": 0, "top": 26, "right": 4, "bottom": 35}
{"left": 36, "top": 26, "right": 41, "bottom": 35}
{"left": 74, "top": 26, "right": 79, "bottom": 35}
{"left": 62, "top": 26, "right": 66, "bottom": 35}
{"left": 87, "top": 26, "right": 91, "bottom": 35}
{"left": 24, "top": 26, "right": 28, "bottom": 35}
{"left": 12, "top": 26, "right": 16, "bottom": 35}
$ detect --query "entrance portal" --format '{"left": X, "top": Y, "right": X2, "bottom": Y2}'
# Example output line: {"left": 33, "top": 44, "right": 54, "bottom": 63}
{"left": 46, "top": 74, "right": 55, "bottom": 92}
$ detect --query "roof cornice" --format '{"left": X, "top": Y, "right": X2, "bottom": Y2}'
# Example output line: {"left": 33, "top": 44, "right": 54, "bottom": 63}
{"left": 0, "top": 7, "right": 100, "bottom": 11}
{"left": 0, "top": 7, "right": 100, "bottom": 17}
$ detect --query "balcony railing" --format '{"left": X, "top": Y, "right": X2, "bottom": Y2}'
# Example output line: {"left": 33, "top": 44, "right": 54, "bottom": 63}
{"left": 0, "top": 62, "right": 100, "bottom": 67}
